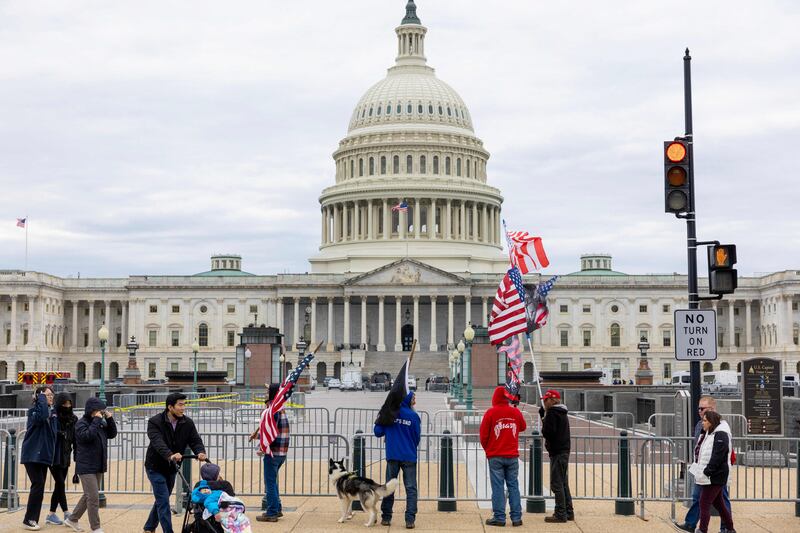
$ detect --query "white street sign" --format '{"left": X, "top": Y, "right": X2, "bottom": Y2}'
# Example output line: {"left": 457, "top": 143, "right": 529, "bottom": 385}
{"left": 674, "top": 309, "right": 717, "bottom": 361}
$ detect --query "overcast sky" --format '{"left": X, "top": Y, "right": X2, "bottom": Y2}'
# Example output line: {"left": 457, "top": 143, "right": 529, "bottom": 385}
{"left": 1, "top": 0, "right": 798, "bottom": 278}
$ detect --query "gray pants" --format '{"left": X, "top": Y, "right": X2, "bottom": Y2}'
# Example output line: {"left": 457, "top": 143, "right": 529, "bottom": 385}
{"left": 71, "top": 473, "right": 103, "bottom": 531}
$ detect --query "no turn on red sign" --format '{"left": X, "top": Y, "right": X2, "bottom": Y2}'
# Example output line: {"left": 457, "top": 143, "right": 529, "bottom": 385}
{"left": 674, "top": 309, "right": 718, "bottom": 361}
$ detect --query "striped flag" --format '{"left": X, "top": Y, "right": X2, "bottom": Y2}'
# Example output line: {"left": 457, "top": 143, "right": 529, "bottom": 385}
{"left": 506, "top": 231, "right": 549, "bottom": 273}
{"left": 16, "top": 218, "right": 26, "bottom": 228}
{"left": 488, "top": 268, "right": 528, "bottom": 345}
{"left": 526, "top": 276, "right": 558, "bottom": 333}
{"left": 258, "top": 351, "right": 315, "bottom": 455}
{"left": 391, "top": 200, "right": 409, "bottom": 212}
{"left": 498, "top": 335, "right": 523, "bottom": 399}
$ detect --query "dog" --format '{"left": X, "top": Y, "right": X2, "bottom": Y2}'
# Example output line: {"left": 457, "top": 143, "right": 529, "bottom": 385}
{"left": 328, "top": 458, "right": 399, "bottom": 527}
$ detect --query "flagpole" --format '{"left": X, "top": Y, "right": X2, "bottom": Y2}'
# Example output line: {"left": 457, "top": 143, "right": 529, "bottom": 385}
{"left": 25, "top": 215, "right": 28, "bottom": 272}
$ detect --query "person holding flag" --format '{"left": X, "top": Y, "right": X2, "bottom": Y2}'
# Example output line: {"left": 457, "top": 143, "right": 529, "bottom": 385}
{"left": 374, "top": 345, "right": 421, "bottom": 529}
{"left": 250, "top": 349, "right": 316, "bottom": 523}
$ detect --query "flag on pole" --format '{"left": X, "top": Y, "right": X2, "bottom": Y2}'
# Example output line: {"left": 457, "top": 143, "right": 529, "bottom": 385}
{"left": 391, "top": 200, "right": 409, "bottom": 212}
{"left": 259, "top": 351, "right": 315, "bottom": 455}
{"left": 525, "top": 276, "right": 558, "bottom": 333}
{"left": 375, "top": 340, "right": 416, "bottom": 426}
{"left": 498, "top": 335, "right": 523, "bottom": 399}
{"left": 16, "top": 218, "right": 26, "bottom": 228}
{"left": 488, "top": 268, "right": 528, "bottom": 345}
{"left": 506, "top": 231, "right": 549, "bottom": 273}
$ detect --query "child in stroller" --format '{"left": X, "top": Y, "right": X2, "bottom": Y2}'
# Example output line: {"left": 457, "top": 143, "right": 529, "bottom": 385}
{"left": 184, "top": 463, "right": 251, "bottom": 533}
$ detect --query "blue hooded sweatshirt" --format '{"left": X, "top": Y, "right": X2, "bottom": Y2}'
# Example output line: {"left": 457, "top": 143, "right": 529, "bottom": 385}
{"left": 373, "top": 392, "right": 421, "bottom": 462}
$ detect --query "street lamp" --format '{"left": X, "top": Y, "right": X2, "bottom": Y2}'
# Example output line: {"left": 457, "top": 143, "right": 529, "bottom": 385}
{"left": 244, "top": 346, "right": 252, "bottom": 395}
{"left": 464, "top": 324, "right": 475, "bottom": 410}
{"left": 449, "top": 350, "right": 459, "bottom": 401}
{"left": 191, "top": 340, "right": 200, "bottom": 395}
{"left": 279, "top": 353, "right": 286, "bottom": 383}
{"left": 124, "top": 335, "right": 141, "bottom": 384}
{"left": 97, "top": 324, "right": 109, "bottom": 403}
{"left": 456, "top": 341, "right": 465, "bottom": 404}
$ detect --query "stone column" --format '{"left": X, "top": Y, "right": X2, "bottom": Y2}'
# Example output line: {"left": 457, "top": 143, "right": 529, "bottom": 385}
{"left": 71, "top": 300, "right": 78, "bottom": 349}
{"left": 488, "top": 207, "right": 494, "bottom": 244}
{"left": 327, "top": 298, "right": 334, "bottom": 352}
{"left": 414, "top": 199, "right": 421, "bottom": 239}
{"left": 378, "top": 296, "right": 386, "bottom": 351}
{"left": 292, "top": 297, "right": 300, "bottom": 348}
{"left": 427, "top": 199, "right": 435, "bottom": 238}
{"left": 10, "top": 295, "right": 17, "bottom": 348}
{"left": 321, "top": 207, "right": 327, "bottom": 245}
{"left": 399, "top": 205, "right": 406, "bottom": 240}
{"left": 786, "top": 295, "right": 795, "bottom": 347}
{"left": 445, "top": 199, "right": 452, "bottom": 240}
{"left": 121, "top": 301, "right": 128, "bottom": 349}
{"left": 354, "top": 202, "right": 361, "bottom": 240}
{"left": 481, "top": 204, "right": 488, "bottom": 242}
{"left": 368, "top": 200, "right": 374, "bottom": 240}
{"left": 87, "top": 301, "right": 95, "bottom": 351}
{"left": 447, "top": 296, "right": 454, "bottom": 346}
{"left": 464, "top": 296, "right": 471, "bottom": 328}
{"left": 382, "top": 200, "right": 389, "bottom": 240}
{"left": 459, "top": 202, "right": 466, "bottom": 240}
{"left": 471, "top": 202, "right": 478, "bottom": 241}
{"left": 429, "top": 296, "right": 437, "bottom": 351}
{"left": 104, "top": 300, "right": 111, "bottom": 332}
{"left": 728, "top": 299, "right": 736, "bottom": 349}
{"left": 413, "top": 296, "right": 419, "bottom": 347}
{"left": 482, "top": 297, "right": 488, "bottom": 327}
{"left": 745, "top": 299, "right": 752, "bottom": 349}
{"left": 343, "top": 296, "right": 350, "bottom": 347}
{"left": 310, "top": 297, "right": 317, "bottom": 345}
{"left": 394, "top": 297, "right": 402, "bottom": 351}
{"left": 276, "top": 298, "right": 284, "bottom": 335}
{"left": 361, "top": 296, "right": 368, "bottom": 348}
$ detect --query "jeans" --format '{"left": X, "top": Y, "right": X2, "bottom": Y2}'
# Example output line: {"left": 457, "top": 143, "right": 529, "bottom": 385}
{"left": 144, "top": 469, "right": 176, "bottom": 533}
{"left": 380, "top": 460, "right": 417, "bottom": 524}
{"left": 70, "top": 473, "right": 103, "bottom": 531}
{"left": 684, "top": 483, "right": 730, "bottom": 529}
{"left": 488, "top": 457, "right": 522, "bottom": 523}
{"left": 698, "top": 485, "right": 734, "bottom": 533}
{"left": 24, "top": 463, "right": 49, "bottom": 524}
{"left": 49, "top": 465, "right": 69, "bottom": 513}
{"left": 263, "top": 454, "right": 286, "bottom": 517}
{"left": 549, "top": 452, "right": 573, "bottom": 519}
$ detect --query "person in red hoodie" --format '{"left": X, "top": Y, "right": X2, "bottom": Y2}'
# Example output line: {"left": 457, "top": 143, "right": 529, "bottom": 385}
{"left": 479, "top": 386, "right": 527, "bottom": 527}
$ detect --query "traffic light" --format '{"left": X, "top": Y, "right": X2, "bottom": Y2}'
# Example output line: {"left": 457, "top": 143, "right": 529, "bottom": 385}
{"left": 664, "top": 140, "right": 690, "bottom": 214}
{"left": 707, "top": 244, "right": 737, "bottom": 294}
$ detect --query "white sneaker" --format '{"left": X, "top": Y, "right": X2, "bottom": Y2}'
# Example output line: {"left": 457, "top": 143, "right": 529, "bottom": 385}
{"left": 22, "top": 520, "right": 41, "bottom": 531}
{"left": 64, "top": 519, "right": 84, "bottom": 532}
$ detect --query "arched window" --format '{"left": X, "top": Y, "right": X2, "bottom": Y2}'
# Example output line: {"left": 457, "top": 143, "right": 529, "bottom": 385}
{"left": 359, "top": 158, "right": 364, "bottom": 177}
{"left": 376, "top": 105, "right": 381, "bottom": 116}
{"left": 433, "top": 156, "right": 439, "bottom": 174}
{"left": 420, "top": 155, "right": 426, "bottom": 174}
{"left": 386, "top": 104, "right": 391, "bottom": 115}
{"left": 466, "top": 158, "right": 471, "bottom": 177}
{"left": 418, "top": 104, "right": 423, "bottom": 114}
{"left": 393, "top": 155, "right": 400, "bottom": 174}
{"left": 428, "top": 104, "right": 434, "bottom": 114}
{"left": 406, "top": 155, "right": 413, "bottom": 173}
{"left": 316, "top": 361, "right": 327, "bottom": 382}
{"left": 350, "top": 159, "right": 354, "bottom": 178}
{"left": 438, "top": 105, "right": 443, "bottom": 115}
{"left": 92, "top": 362, "right": 102, "bottom": 379}
{"left": 77, "top": 362, "right": 85, "bottom": 381}
{"left": 407, "top": 103, "right": 412, "bottom": 114}
{"left": 474, "top": 161, "right": 478, "bottom": 178}
{"left": 447, "top": 106, "right": 452, "bottom": 116}
{"left": 720, "top": 362, "right": 730, "bottom": 370}
{"left": 109, "top": 362, "right": 119, "bottom": 379}
{"left": 198, "top": 324, "right": 209, "bottom": 347}
{"left": 0, "top": 361, "right": 6, "bottom": 380}
{"left": 369, "top": 157, "right": 375, "bottom": 175}
{"left": 610, "top": 323, "right": 621, "bottom": 347}
{"left": 456, "top": 158, "right": 462, "bottom": 176}
{"left": 703, "top": 362, "right": 713, "bottom": 372}
{"left": 368, "top": 107, "right": 373, "bottom": 116}
{"left": 445, "top": 157, "right": 451, "bottom": 175}
{"left": 16, "top": 361, "right": 24, "bottom": 373}
{"left": 397, "top": 104, "right": 401, "bottom": 114}
{"left": 380, "top": 156, "right": 387, "bottom": 175}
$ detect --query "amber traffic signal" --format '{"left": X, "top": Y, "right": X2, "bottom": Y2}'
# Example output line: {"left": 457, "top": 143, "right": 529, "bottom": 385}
{"left": 664, "top": 140, "right": 690, "bottom": 214}
{"left": 707, "top": 244, "right": 738, "bottom": 294}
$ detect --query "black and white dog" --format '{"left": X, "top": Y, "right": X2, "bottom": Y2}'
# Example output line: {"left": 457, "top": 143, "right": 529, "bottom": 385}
{"left": 328, "top": 458, "right": 399, "bottom": 527}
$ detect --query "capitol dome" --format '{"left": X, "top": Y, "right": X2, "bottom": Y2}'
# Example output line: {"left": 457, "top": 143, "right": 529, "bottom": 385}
{"left": 310, "top": 1, "right": 507, "bottom": 275}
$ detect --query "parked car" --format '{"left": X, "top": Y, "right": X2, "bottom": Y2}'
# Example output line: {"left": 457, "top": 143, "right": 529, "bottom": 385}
{"left": 369, "top": 372, "right": 392, "bottom": 392}
{"left": 341, "top": 369, "right": 363, "bottom": 391}
{"left": 327, "top": 378, "right": 341, "bottom": 389}
{"left": 428, "top": 375, "right": 449, "bottom": 393}
{"left": 407, "top": 375, "right": 417, "bottom": 392}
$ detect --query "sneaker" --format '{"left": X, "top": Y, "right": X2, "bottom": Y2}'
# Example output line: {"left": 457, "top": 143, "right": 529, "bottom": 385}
{"left": 512, "top": 520, "right": 523, "bottom": 527}
{"left": 405, "top": 523, "right": 415, "bottom": 529}
{"left": 381, "top": 519, "right": 391, "bottom": 526}
{"left": 64, "top": 512, "right": 72, "bottom": 522}
{"left": 673, "top": 523, "right": 694, "bottom": 532}
{"left": 64, "top": 518, "right": 84, "bottom": 532}
{"left": 567, "top": 514, "right": 575, "bottom": 521}
{"left": 255, "top": 515, "right": 279, "bottom": 522}
{"left": 544, "top": 515, "right": 567, "bottom": 523}
{"left": 46, "top": 513, "right": 64, "bottom": 525}
{"left": 22, "top": 520, "right": 41, "bottom": 531}
{"left": 276, "top": 511, "right": 284, "bottom": 518}
{"left": 485, "top": 518, "right": 506, "bottom": 527}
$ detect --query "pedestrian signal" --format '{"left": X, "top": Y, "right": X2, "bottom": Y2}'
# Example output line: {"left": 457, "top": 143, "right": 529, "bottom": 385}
{"left": 664, "top": 140, "right": 690, "bottom": 214}
{"left": 707, "top": 244, "right": 737, "bottom": 295}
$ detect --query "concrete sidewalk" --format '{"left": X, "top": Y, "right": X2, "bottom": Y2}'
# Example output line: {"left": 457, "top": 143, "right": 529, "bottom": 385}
{"left": 1, "top": 495, "right": 796, "bottom": 532}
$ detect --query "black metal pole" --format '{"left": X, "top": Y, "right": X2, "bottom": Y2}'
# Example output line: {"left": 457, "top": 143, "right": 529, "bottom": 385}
{"left": 684, "top": 48, "right": 701, "bottom": 432}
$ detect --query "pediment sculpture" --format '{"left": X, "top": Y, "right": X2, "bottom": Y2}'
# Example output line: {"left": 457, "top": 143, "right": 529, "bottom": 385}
{"left": 390, "top": 264, "right": 422, "bottom": 284}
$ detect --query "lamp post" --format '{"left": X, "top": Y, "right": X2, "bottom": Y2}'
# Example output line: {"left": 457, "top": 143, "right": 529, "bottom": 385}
{"left": 244, "top": 347, "right": 252, "bottom": 395}
{"left": 447, "top": 352, "right": 455, "bottom": 400}
{"left": 97, "top": 324, "right": 109, "bottom": 402}
{"left": 191, "top": 340, "right": 200, "bottom": 395}
{"left": 279, "top": 353, "right": 286, "bottom": 383}
{"left": 464, "top": 324, "right": 475, "bottom": 410}
{"left": 635, "top": 336, "right": 653, "bottom": 385}
{"left": 456, "top": 341, "right": 465, "bottom": 404}
{"left": 124, "top": 335, "right": 141, "bottom": 385}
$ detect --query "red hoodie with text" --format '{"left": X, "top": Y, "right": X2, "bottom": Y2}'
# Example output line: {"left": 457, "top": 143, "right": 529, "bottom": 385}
{"left": 479, "top": 387, "right": 527, "bottom": 458}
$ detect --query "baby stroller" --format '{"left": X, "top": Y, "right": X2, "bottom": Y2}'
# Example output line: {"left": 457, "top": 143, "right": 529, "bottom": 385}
{"left": 178, "top": 462, "right": 251, "bottom": 533}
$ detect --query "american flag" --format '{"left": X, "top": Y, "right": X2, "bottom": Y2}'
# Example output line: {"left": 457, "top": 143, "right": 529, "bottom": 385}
{"left": 488, "top": 268, "right": 528, "bottom": 345}
{"left": 16, "top": 218, "right": 26, "bottom": 228}
{"left": 391, "top": 200, "right": 408, "bottom": 212}
{"left": 258, "top": 351, "right": 315, "bottom": 455}
{"left": 506, "top": 231, "right": 549, "bottom": 273}
{"left": 498, "top": 335, "right": 523, "bottom": 395}
{"left": 527, "top": 276, "right": 558, "bottom": 333}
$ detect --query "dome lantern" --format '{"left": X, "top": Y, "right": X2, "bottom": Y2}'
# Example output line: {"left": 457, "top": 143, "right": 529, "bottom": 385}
{"left": 401, "top": 1, "right": 421, "bottom": 25}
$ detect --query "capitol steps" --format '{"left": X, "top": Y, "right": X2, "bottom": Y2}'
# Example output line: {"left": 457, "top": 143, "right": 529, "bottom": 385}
{"left": 363, "top": 350, "right": 450, "bottom": 378}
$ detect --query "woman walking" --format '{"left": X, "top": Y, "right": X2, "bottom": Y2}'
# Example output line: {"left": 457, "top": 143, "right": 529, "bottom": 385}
{"left": 689, "top": 410, "right": 736, "bottom": 533}
{"left": 64, "top": 397, "right": 117, "bottom": 533}
{"left": 46, "top": 392, "right": 78, "bottom": 526}
{"left": 20, "top": 386, "right": 58, "bottom": 531}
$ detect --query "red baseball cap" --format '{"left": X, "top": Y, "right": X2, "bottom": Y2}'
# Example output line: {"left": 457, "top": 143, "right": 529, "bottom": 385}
{"left": 541, "top": 389, "right": 561, "bottom": 401}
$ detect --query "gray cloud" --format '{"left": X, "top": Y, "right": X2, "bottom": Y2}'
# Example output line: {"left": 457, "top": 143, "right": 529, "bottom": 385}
{"left": 0, "top": 0, "right": 798, "bottom": 277}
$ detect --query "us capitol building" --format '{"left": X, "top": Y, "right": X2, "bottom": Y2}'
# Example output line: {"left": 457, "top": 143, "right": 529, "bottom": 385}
{"left": 2, "top": 2, "right": 799, "bottom": 385}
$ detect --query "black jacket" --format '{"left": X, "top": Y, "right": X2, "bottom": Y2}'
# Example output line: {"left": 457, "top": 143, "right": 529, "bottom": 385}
{"left": 54, "top": 393, "right": 77, "bottom": 468}
{"left": 74, "top": 397, "right": 117, "bottom": 475}
{"left": 703, "top": 431, "right": 731, "bottom": 485}
{"left": 540, "top": 404, "right": 570, "bottom": 455}
{"left": 145, "top": 411, "right": 206, "bottom": 476}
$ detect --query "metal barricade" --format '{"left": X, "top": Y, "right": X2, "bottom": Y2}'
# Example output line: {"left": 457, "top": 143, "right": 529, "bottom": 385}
{"left": 0, "top": 409, "right": 29, "bottom": 432}
{"left": 569, "top": 411, "right": 636, "bottom": 436}
{"left": 232, "top": 407, "right": 330, "bottom": 434}
{"left": 112, "top": 392, "right": 239, "bottom": 409}
{"left": 118, "top": 406, "right": 227, "bottom": 432}
{"left": 431, "top": 409, "right": 539, "bottom": 434}
{"left": 333, "top": 407, "right": 431, "bottom": 435}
